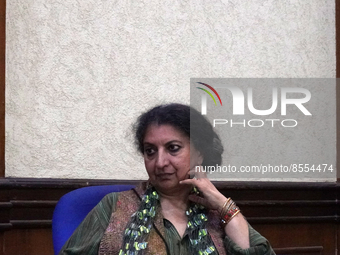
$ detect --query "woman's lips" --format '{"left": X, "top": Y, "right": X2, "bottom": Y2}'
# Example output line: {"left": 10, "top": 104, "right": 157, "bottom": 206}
{"left": 156, "top": 173, "right": 175, "bottom": 179}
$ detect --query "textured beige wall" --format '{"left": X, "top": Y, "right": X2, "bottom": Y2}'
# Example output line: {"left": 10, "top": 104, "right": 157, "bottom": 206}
{"left": 6, "top": 0, "right": 335, "bottom": 179}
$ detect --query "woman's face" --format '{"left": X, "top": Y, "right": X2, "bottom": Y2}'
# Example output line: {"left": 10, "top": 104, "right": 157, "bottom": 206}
{"left": 143, "top": 124, "right": 202, "bottom": 194}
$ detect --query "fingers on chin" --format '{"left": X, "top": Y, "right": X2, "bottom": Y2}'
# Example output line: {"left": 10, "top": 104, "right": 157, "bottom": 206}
{"left": 179, "top": 180, "right": 193, "bottom": 185}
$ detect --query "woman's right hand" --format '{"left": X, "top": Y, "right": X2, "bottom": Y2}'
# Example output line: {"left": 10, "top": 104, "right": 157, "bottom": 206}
{"left": 180, "top": 166, "right": 251, "bottom": 249}
{"left": 180, "top": 166, "right": 226, "bottom": 212}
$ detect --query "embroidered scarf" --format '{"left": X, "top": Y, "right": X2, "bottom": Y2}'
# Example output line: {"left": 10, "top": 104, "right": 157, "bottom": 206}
{"left": 98, "top": 183, "right": 226, "bottom": 255}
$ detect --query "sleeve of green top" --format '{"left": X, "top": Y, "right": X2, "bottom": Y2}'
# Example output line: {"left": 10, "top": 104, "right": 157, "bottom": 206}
{"left": 58, "top": 192, "right": 118, "bottom": 255}
{"left": 224, "top": 224, "right": 276, "bottom": 255}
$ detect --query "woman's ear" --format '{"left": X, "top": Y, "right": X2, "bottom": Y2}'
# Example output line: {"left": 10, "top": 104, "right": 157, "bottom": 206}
{"left": 191, "top": 145, "right": 203, "bottom": 166}
{"left": 197, "top": 152, "right": 203, "bottom": 166}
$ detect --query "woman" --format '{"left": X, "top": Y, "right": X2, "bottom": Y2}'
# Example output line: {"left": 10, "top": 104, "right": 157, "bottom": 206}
{"left": 59, "top": 103, "right": 275, "bottom": 255}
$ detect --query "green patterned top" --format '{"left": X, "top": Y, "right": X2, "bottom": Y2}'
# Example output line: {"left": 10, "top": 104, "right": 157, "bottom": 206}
{"left": 58, "top": 192, "right": 275, "bottom": 255}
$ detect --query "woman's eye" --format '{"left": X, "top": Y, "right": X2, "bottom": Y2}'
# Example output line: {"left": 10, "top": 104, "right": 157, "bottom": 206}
{"left": 168, "top": 144, "right": 180, "bottom": 152}
{"left": 144, "top": 148, "right": 155, "bottom": 156}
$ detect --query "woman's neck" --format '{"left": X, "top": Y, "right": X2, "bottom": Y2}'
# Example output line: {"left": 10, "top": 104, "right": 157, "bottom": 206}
{"left": 157, "top": 186, "right": 192, "bottom": 210}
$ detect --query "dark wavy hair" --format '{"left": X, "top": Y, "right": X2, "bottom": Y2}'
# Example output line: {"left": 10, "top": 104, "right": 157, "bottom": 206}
{"left": 134, "top": 103, "right": 223, "bottom": 167}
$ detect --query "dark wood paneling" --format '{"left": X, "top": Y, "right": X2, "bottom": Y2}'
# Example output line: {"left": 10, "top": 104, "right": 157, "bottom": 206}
{"left": 338, "top": 224, "right": 340, "bottom": 255}
{"left": 274, "top": 246, "right": 323, "bottom": 255}
{"left": 255, "top": 223, "right": 335, "bottom": 255}
{"left": 0, "top": 232, "right": 3, "bottom": 255}
{"left": 2, "top": 229, "right": 53, "bottom": 255}
{"left": 0, "top": 178, "right": 338, "bottom": 230}
{"left": 0, "top": 178, "right": 337, "bottom": 254}
{"left": 0, "top": 227, "right": 331, "bottom": 255}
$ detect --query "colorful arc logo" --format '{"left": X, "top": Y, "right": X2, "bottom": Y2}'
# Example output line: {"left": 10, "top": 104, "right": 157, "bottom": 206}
{"left": 196, "top": 82, "right": 223, "bottom": 106}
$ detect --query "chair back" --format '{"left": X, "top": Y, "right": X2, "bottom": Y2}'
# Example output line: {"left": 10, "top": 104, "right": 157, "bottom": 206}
{"left": 52, "top": 184, "right": 135, "bottom": 255}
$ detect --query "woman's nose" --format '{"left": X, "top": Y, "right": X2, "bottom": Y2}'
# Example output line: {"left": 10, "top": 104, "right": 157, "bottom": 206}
{"left": 155, "top": 150, "right": 169, "bottom": 168}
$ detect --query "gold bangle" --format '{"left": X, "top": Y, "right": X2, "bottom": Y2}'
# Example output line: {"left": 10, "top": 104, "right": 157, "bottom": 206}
{"left": 220, "top": 199, "right": 240, "bottom": 226}
{"left": 225, "top": 200, "right": 234, "bottom": 212}
{"left": 225, "top": 209, "right": 241, "bottom": 225}
{"left": 219, "top": 198, "right": 231, "bottom": 217}
{"left": 220, "top": 199, "right": 233, "bottom": 219}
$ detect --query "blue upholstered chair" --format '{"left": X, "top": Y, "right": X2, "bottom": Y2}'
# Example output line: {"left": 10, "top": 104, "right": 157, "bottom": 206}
{"left": 52, "top": 185, "right": 135, "bottom": 255}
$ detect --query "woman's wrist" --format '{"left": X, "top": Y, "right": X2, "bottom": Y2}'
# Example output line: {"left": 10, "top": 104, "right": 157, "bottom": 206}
{"left": 218, "top": 197, "right": 231, "bottom": 215}
{"left": 219, "top": 197, "right": 241, "bottom": 226}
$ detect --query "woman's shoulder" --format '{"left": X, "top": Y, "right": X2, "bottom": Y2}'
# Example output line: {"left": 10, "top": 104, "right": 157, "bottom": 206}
{"left": 99, "top": 186, "right": 141, "bottom": 209}
{"left": 100, "top": 189, "right": 132, "bottom": 206}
